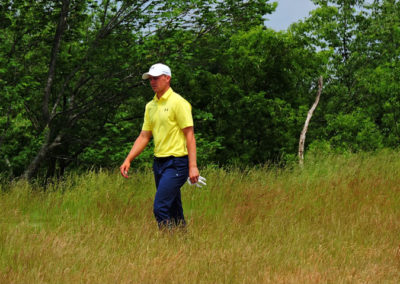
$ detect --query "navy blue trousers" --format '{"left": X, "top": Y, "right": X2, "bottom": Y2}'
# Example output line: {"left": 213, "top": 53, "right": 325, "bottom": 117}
{"left": 152, "top": 156, "right": 188, "bottom": 228}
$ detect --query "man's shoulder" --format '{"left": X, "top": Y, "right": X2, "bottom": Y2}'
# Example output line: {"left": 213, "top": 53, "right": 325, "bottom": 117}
{"left": 170, "top": 90, "right": 190, "bottom": 105}
{"left": 145, "top": 99, "right": 156, "bottom": 108}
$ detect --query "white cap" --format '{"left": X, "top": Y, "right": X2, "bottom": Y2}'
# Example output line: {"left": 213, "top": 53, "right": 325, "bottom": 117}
{"left": 142, "top": 63, "right": 171, "bottom": 79}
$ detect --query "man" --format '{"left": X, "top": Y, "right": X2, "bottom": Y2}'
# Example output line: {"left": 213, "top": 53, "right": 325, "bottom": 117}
{"left": 120, "top": 63, "right": 200, "bottom": 229}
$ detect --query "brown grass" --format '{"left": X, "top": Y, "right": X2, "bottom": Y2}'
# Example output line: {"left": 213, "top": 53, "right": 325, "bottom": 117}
{"left": 1, "top": 151, "right": 400, "bottom": 283}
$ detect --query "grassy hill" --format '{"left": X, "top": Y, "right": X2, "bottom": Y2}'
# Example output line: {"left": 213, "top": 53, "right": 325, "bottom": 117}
{"left": 1, "top": 150, "right": 400, "bottom": 283}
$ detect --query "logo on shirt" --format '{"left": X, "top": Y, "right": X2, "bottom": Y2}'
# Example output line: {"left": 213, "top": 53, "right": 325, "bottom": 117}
{"left": 164, "top": 108, "right": 168, "bottom": 112}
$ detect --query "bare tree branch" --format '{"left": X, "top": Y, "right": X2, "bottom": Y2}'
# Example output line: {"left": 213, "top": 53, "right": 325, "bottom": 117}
{"left": 298, "top": 76, "right": 323, "bottom": 166}
{"left": 43, "top": 0, "right": 70, "bottom": 126}
{"left": 101, "top": 0, "right": 110, "bottom": 28}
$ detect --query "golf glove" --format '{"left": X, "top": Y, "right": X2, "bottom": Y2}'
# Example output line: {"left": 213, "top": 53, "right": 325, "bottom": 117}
{"left": 187, "top": 176, "right": 207, "bottom": 188}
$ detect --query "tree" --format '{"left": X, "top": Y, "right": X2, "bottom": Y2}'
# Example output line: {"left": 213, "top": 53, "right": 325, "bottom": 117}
{"left": 290, "top": 0, "right": 400, "bottom": 154}
{"left": 0, "top": 0, "right": 277, "bottom": 179}
{"left": 173, "top": 27, "right": 324, "bottom": 165}
{"left": 353, "top": 0, "right": 400, "bottom": 147}
{"left": 299, "top": 76, "right": 323, "bottom": 165}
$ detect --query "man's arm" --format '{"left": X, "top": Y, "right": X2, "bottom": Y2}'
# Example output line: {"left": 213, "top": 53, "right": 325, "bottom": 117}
{"left": 182, "top": 126, "right": 199, "bottom": 183}
{"left": 120, "top": 130, "right": 152, "bottom": 178}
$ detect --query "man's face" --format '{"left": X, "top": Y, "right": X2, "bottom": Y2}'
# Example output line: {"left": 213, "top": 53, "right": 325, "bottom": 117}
{"left": 149, "top": 75, "right": 170, "bottom": 95}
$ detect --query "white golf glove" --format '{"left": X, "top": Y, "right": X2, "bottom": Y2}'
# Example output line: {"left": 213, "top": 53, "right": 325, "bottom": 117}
{"left": 187, "top": 176, "right": 207, "bottom": 188}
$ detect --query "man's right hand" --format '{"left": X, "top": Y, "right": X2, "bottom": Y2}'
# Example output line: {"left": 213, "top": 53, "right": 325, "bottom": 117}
{"left": 119, "top": 130, "right": 152, "bottom": 179}
{"left": 120, "top": 161, "right": 130, "bottom": 178}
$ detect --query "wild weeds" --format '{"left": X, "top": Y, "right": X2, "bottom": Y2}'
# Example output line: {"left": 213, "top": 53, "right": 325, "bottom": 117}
{"left": 1, "top": 150, "right": 400, "bottom": 283}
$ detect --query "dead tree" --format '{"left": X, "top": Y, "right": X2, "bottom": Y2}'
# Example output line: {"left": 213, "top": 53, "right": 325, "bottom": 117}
{"left": 298, "top": 76, "right": 323, "bottom": 166}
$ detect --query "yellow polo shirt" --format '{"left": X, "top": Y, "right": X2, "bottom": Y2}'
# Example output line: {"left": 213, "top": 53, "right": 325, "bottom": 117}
{"left": 142, "top": 88, "right": 193, "bottom": 157}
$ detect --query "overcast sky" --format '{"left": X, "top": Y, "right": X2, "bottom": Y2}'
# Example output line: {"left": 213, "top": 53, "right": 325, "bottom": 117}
{"left": 265, "top": 0, "right": 317, "bottom": 31}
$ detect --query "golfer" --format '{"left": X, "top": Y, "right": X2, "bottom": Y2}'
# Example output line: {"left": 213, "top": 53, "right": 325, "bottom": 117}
{"left": 120, "top": 63, "right": 200, "bottom": 229}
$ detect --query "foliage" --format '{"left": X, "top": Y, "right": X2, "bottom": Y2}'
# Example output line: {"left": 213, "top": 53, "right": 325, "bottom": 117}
{"left": 0, "top": 0, "right": 276, "bottom": 178}
{"left": 1, "top": 0, "right": 400, "bottom": 179}
{"left": 324, "top": 110, "right": 384, "bottom": 152}
{"left": 171, "top": 26, "right": 324, "bottom": 165}
{"left": 291, "top": 0, "right": 400, "bottom": 157}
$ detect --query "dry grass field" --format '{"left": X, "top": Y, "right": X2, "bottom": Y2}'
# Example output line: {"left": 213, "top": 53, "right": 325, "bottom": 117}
{"left": 1, "top": 150, "right": 400, "bottom": 283}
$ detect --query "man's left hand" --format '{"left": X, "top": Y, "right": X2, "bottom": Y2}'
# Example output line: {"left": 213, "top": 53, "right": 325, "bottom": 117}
{"left": 189, "top": 166, "right": 200, "bottom": 184}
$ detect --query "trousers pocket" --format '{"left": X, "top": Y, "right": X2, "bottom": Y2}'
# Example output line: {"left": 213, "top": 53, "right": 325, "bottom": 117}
{"left": 173, "top": 157, "right": 189, "bottom": 177}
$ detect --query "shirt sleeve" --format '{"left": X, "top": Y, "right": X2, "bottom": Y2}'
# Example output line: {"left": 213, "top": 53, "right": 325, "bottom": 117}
{"left": 142, "top": 104, "right": 152, "bottom": 131}
{"left": 175, "top": 98, "right": 194, "bottom": 129}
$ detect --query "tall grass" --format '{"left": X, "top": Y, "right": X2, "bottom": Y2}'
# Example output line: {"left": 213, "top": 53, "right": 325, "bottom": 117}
{"left": 1, "top": 150, "right": 400, "bottom": 283}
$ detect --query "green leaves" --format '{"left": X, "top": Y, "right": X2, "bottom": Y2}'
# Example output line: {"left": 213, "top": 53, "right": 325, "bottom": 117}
{"left": 0, "top": 0, "right": 281, "bottom": 178}
{"left": 325, "top": 111, "right": 383, "bottom": 152}
{"left": 2, "top": 0, "right": 400, "bottom": 178}
{"left": 171, "top": 26, "right": 323, "bottom": 165}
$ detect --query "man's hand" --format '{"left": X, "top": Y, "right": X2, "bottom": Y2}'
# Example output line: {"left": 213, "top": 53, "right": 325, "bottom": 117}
{"left": 119, "top": 130, "right": 152, "bottom": 179}
{"left": 189, "top": 166, "right": 200, "bottom": 184}
{"left": 120, "top": 161, "right": 131, "bottom": 178}
{"left": 187, "top": 176, "right": 207, "bottom": 188}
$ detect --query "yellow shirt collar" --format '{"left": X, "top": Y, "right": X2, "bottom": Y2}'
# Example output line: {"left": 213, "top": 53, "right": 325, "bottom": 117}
{"left": 153, "top": 87, "right": 173, "bottom": 102}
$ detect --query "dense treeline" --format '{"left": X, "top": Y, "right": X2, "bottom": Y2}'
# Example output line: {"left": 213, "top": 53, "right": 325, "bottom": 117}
{"left": 1, "top": 0, "right": 399, "bottom": 180}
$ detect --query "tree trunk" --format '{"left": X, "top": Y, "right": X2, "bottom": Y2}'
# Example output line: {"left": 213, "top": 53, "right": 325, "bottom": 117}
{"left": 298, "top": 76, "right": 323, "bottom": 166}
{"left": 42, "top": 0, "right": 70, "bottom": 125}
{"left": 46, "top": 157, "right": 57, "bottom": 181}
{"left": 22, "top": 1, "right": 70, "bottom": 180}
{"left": 22, "top": 131, "right": 62, "bottom": 180}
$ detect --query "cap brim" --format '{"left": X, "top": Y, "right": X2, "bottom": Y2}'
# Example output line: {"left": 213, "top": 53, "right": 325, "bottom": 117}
{"left": 142, "top": 71, "right": 164, "bottom": 80}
